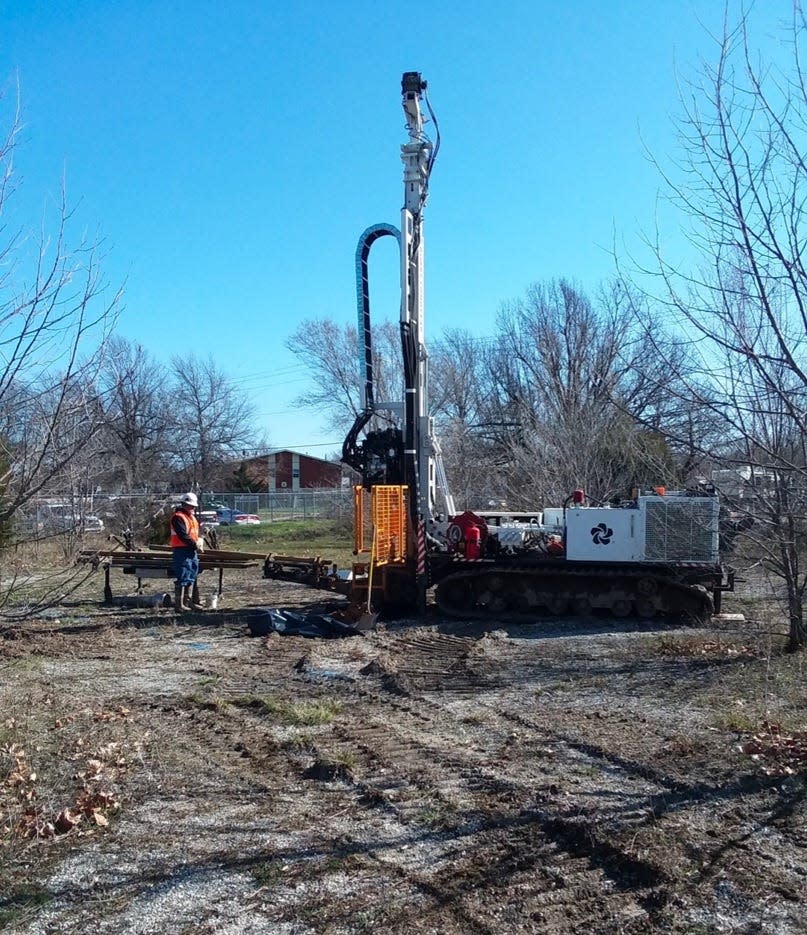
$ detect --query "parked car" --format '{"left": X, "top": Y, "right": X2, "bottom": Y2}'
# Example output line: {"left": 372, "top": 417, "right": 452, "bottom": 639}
{"left": 40, "top": 504, "right": 104, "bottom": 532}
{"left": 202, "top": 502, "right": 230, "bottom": 513}
{"left": 214, "top": 507, "right": 261, "bottom": 526}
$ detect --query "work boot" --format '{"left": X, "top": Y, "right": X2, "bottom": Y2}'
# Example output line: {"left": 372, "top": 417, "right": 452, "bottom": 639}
{"left": 189, "top": 583, "right": 205, "bottom": 612}
{"left": 183, "top": 585, "right": 204, "bottom": 612}
{"left": 174, "top": 584, "right": 189, "bottom": 613}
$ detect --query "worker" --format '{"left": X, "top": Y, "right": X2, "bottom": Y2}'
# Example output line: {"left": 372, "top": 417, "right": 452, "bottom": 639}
{"left": 169, "top": 492, "right": 204, "bottom": 612}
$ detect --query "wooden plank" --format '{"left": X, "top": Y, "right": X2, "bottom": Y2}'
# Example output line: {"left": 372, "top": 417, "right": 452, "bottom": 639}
{"left": 82, "top": 546, "right": 281, "bottom": 563}
{"left": 199, "top": 561, "right": 259, "bottom": 568}
{"left": 80, "top": 550, "right": 259, "bottom": 570}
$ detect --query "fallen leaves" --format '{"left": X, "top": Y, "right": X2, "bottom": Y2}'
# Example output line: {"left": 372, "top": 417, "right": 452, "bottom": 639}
{"left": 698, "top": 640, "right": 757, "bottom": 657}
{"left": 2, "top": 744, "right": 36, "bottom": 798}
{"left": 2, "top": 744, "right": 124, "bottom": 840}
{"left": 53, "top": 808, "right": 80, "bottom": 834}
{"left": 740, "top": 721, "right": 807, "bottom": 776}
{"left": 2, "top": 711, "right": 131, "bottom": 843}
{"left": 93, "top": 706, "right": 131, "bottom": 723}
{"left": 655, "top": 636, "right": 758, "bottom": 657}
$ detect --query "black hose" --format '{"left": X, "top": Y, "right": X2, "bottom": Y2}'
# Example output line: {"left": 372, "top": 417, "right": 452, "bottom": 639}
{"left": 354, "top": 223, "right": 401, "bottom": 412}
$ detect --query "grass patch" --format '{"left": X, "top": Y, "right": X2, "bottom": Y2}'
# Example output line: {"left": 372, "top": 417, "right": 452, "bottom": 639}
{"left": 576, "top": 763, "right": 601, "bottom": 778}
{"left": 3, "top": 655, "right": 44, "bottom": 673}
{"left": 192, "top": 676, "right": 222, "bottom": 694}
{"left": 216, "top": 519, "right": 354, "bottom": 566}
{"left": 253, "top": 859, "right": 287, "bottom": 888}
{"left": 706, "top": 658, "right": 806, "bottom": 734}
{"left": 712, "top": 709, "right": 759, "bottom": 733}
{"left": 230, "top": 694, "right": 343, "bottom": 726}
{"left": 416, "top": 798, "right": 460, "bottom": 830}
{"left": 282, "top": 730, "right": 317, "bottom": 753}
{"left": 677, "top": 630, "right": 805, "bottom": 736}
{"left": 327, "top": 747, "right": 357, "bottom": 771}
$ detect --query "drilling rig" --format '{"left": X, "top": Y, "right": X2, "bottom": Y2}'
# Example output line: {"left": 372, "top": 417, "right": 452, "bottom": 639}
{"left": 337, "top": 73, "right": 734, "bottom": 622}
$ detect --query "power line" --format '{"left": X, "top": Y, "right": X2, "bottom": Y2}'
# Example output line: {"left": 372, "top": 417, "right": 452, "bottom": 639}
{"left": 231, "top": 365, "right": 308, "bottom": 381}
{"left": 236, "top": 376, "right": 312, "bottom": 393}
{"left": 230, "top": 371, "right": 310, "bottom": 390}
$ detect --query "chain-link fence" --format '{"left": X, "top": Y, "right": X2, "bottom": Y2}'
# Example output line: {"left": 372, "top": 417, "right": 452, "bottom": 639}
{"left": 23, "top": 488, "right": 356, "bottom": 534}
{"left": 208, "top": 488, "right": 354, "bottom": 522}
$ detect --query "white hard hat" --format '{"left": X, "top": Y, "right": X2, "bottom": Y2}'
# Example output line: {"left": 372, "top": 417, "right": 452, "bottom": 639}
{"left": 181, "top": 492, "right": 198, "bottom": 507}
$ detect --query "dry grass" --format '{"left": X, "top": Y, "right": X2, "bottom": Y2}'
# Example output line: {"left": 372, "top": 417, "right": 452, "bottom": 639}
{"left": 0, "top": 688, "right": 142, "bottom": 851}
{"left": 227, "top": 694, "right": 344, "bottom": 725}
{"left": 638, "top": 611, "right": 806, "bottom": 739}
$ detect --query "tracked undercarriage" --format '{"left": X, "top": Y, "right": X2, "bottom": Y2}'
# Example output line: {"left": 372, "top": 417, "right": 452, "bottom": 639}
{"left": 432, "top": 559, "right": 728, "bottom": 623}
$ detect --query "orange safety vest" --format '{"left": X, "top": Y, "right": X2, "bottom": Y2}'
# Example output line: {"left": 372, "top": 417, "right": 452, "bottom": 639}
{"left": 169, "top": 508, "right": 199, "bottom": 548}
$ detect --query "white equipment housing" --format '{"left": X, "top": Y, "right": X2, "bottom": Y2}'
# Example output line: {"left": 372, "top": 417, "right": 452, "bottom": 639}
{"left": 565, "top": 495, "right": 720, "bottom": 564}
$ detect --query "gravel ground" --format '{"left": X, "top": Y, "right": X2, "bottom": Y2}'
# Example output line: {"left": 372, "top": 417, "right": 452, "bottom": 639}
{"left": 1, "top": 568, "right": 805, "bottom": 934}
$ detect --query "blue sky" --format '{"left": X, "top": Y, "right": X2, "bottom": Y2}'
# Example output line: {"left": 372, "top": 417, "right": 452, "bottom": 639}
{"left": 2, "top": 1, "right": 783, "bottom": 455}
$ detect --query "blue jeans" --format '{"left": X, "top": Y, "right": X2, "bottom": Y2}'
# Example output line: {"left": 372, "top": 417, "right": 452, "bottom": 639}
{"left": 172, "top": 547, "right": 199, "bottom": 587}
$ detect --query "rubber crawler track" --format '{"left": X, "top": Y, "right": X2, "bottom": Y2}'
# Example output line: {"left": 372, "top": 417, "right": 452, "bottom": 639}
{"left": 434, "top": 564, "right": 715, "bottom": 622}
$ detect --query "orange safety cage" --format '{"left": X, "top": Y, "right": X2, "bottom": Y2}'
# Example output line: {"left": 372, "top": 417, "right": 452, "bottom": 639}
{"left": 353, "top": 485, "right": 408, "bottom": 565}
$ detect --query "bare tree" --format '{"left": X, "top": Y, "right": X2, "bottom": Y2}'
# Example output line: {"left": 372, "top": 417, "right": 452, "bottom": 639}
{"left": 630, "top": 5, "right": 807, "bottom": 649}
{"left": 0, "top": 87, "right": 121, "bottom": 543}
{"left": 428, "top": 330, "right": 506, "bottom": 506}
{"left": 429, "top": 329, "right": 490, "bottom": 427}
{"left": 483, "top": 279, "right": 682, "bottom": 506}
{"left": 96, "top": 337, "right": 171, "bottom": 486}
{"left": 286, "top": 287, "right": 688, "bottom": 512}
{"left": 168, "top": 354, "right": 257, "bottom": 489}
{"left": 286, "top": 318, "right": 404, "bottom": 435}
{"left": 92, "top": 336, "right": 173, "bottom": 533}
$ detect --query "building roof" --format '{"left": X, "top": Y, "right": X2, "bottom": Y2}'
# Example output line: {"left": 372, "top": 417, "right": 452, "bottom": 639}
{"left": 241, "top": 449, "right": 340, "bottom": 467}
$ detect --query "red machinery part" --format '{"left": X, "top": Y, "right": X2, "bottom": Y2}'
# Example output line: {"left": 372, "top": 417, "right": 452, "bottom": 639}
{"left": 465, "top": 524, "right": 482, "bottom": 559}
{"left": 446, "top": 510, "right": 489, "bottom": 558}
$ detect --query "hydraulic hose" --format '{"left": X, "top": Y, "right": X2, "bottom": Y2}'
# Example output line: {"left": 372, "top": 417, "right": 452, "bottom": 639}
{"left": 342, "top": 223, "right": 401, "bottom": 477}
{"left": 354, "top": 223, "right": 401, "bottom": 411}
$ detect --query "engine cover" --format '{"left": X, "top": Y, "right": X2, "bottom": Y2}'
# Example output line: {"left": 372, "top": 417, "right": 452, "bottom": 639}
{"left": 565, "top": 496, "right": 719, "bottom": 564}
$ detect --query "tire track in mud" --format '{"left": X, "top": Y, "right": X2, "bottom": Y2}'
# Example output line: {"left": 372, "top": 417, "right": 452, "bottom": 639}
{"left": 333, "top": 629, "right": 807, "bottom": 935}
{"left": 161, "top": 628, "right": 767, "bottom": 932}
{"left": 128, "top": 627, "right": 801, "bottom": 933}
{"left": 153, "top": 630, "right": 667, "bottom": 931}
{"left": 11, "top": 606, "right": 802, "bottom": 934}
{"left": 285, "top": 630, "right": 671, "bottom": 932}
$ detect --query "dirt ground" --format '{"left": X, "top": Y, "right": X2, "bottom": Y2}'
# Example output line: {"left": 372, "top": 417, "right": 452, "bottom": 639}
{"left": 1, "top": 564, "right": 805, "bottom": 934}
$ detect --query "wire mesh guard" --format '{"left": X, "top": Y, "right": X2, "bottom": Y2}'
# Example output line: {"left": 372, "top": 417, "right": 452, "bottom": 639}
{"left": 370, "top": 486, "right": 408, "bottom": 565}
{"left": 643, "top": 498, "right": 719, "bottom": 562}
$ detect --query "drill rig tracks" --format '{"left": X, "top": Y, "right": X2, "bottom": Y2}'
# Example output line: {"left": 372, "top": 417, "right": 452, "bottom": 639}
{"left": 184, "top": 629, "right": 703, "bottom": 932}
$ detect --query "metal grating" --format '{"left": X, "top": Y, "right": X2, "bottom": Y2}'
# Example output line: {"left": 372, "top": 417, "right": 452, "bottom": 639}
{"left": 643, "top": 498, "right": 719, "bottom": 562}
{"left": 371, "top": 485, "right": 408, "bottom": 565}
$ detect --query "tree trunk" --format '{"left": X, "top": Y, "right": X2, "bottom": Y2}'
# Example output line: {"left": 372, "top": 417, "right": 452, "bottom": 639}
{"left": 787, "top": 598, "right": 806, "bottom": 652}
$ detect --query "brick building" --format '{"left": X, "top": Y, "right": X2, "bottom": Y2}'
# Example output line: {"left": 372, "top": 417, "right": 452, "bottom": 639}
{"left": 240, "top": 450, "right": 342, "bottom": 491}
